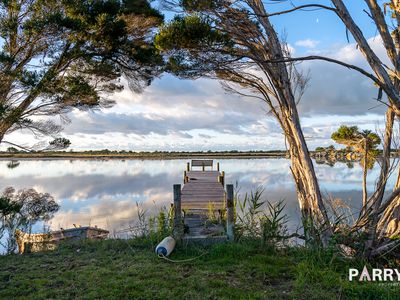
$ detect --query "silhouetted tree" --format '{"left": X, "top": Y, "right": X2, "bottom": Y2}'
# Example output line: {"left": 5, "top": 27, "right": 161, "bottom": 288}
{"left": 46, "top": 137, "right": 71, "bottom": 151}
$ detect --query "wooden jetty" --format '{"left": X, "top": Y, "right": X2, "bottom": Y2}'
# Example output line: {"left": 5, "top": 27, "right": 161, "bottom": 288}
{"left": 173, "top": 160, "right": 235, "bottom": 243}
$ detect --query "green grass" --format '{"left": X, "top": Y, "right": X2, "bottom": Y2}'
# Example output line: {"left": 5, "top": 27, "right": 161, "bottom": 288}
{"left": 0, "top": 238, "right": 398, "bottom": 300}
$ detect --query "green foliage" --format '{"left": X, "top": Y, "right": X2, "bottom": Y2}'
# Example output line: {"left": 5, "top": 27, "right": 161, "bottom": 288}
{"left": 331, "top": 125, "right": 359, "bottom": 144}
{"left": 6, "top": 146, "right": 18, "bottom": 152}
{"left": 236, "top": 187, "right": 265, "bottom": 238}
{"left": 206, "top": 201, "right": 218, "bottom": 223}
{"left": 331, "top": 126, "right": 381, "bottom": 151}
{"left": 181, "top": 0, "right": 216, "bottom": 11}
{"left": 331, "top": 125, "right": 381, "bottom": 170}
{"left": 235, "top": 187, "right": 289, "bottom": 248}
{"left": 261, "top": 200, "right": 288, "bottom": 247}
{"left": 135, "top": 202, "right": 148, "bottom": 237}
{"left": 47, "top": 137, "right": 71, "bottom": 151}
{"left": 302, "top": 215, "right": 325, "bottom": 249}
{"left": 0, "top": 0, "right": 163, "bottom": 142}
{"left": 155, "top": 15, "right": 232, "bottom": 76}
{"left": 156, "top": 15, "right": 227, "bottom": 51}
{"left": 0, "top": 196, "right": 22, "bottom": 216}
{"left": 156, "top": 207, "right": 173, "bottom": 238}
{"left": 148, "top": 216, "right": 155, "bottom": 235}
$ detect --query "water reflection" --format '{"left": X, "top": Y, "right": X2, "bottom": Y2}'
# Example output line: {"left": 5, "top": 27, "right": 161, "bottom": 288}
{"left": 0, "top": 158, "right": 396, "bottom": 234}
{"left": 6, "top": 160, "right": 20, "bottom": 169}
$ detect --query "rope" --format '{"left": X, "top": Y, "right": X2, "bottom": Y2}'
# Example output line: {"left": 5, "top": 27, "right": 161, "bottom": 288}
{"left": 157, "top": 251, "right": 208, "bottom": 263}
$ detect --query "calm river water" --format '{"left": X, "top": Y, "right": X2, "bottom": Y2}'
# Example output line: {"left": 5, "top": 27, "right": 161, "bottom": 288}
{"left": 0, "top": 158, "right": 397, "bottom": 234}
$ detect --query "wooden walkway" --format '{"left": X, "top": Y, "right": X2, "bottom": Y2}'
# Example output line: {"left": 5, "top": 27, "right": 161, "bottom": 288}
{"left": 181, "top": 171, "right": 225, "bottom": 210}
{"left": 172, "top": 160, "right": 234, "bottom": 243}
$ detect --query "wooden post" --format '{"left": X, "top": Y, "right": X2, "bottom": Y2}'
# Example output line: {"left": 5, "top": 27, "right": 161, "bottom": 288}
{"left": 217, "top": 162, "right": 220, "bottom": 171}
{"left": 173, "top": 184, "right": 183, "bottom": 239}
{"left": 221, "top": 171, "right": 225, "bottom": 186}
{"left": 183, "top": 171, "right": 187, "bottom": 183}
{"left": 202, "top": 163, "right": 205, "bottom": 171}
{"left": 218, "top": 175, "right": 223, "bottom": 185}
{"left": 186, "top": 162, "right": 190, "bottom": 171}
{"left": 226, "top": 184, "right": 234, "bottom": 242}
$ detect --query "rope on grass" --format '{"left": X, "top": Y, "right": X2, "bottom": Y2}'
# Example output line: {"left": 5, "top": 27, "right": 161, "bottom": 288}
{"left": 157, "top": 251, "right": 208, "bottom": 263}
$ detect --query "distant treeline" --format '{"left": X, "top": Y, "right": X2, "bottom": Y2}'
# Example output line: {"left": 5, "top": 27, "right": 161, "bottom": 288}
{"left": 0, "top": 149, "right": 289, "bottom": 159}
{"left": 3, "top": 146, "right": 399, "bottom": 160}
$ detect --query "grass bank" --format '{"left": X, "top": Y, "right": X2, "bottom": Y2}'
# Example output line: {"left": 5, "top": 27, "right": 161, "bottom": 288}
{"left": 1, "top": 238, "right": 398, "bottom": 299}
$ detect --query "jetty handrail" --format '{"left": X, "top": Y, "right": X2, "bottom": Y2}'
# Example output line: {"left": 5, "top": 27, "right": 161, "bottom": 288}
{"left": 191, "top": 159, "right": 213, "bottom": 170}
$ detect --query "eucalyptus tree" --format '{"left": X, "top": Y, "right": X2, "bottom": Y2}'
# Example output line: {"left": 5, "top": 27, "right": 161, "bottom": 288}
{"left": 156, "top": 0, "right": 332, "bottom": 245}
{"left": 255, "top": 0, "right": 400, "bottom": 258}
{"left": 0, "top": 0, "right": 163, "bottom": 148}
{"left": 322, "top": 0, "right": 400, "bottom": 258}
{"left": 331, "top": 126, "right": 381, "bottom": 207}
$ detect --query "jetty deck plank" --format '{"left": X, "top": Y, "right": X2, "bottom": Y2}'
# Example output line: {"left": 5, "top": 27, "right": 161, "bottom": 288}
{"left": 181, "top": 170, "right": 225, "bottom": 210}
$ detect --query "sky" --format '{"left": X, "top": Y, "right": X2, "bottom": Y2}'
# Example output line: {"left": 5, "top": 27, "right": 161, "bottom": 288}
{"left": 3, "top": 1, "right": 395, "bottom": 151}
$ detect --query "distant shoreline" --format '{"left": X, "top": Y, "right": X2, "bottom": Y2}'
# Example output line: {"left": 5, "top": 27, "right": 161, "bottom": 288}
{"left": 2, "top": 149, "right": 399, "bottom": 161}
{"left": 0, "top": 151, "right": 289, "bottom": 160}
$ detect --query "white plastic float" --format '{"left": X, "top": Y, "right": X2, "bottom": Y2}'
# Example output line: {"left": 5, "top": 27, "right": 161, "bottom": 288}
{"left": 155, "top": 236, "right": 176, "bottom": 257}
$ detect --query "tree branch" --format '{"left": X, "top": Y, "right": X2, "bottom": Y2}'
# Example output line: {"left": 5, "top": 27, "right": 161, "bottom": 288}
{"left": 364, "top": 0, "right": 398, "bottom": 68}
{"left": 331, "top": 0, "right": 400, "bottom": 111}
{"left": 258, "top": 55, "right": 381, "bottom": 86}
{"left": 249, "top": 4, "right": 337, "bottom": 18}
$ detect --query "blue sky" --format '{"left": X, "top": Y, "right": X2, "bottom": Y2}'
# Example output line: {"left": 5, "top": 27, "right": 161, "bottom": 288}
{"left": 269, "top": 1, "right": 377, "bottom": 49}
{"left": 4, "top": 1, "right": 393, "bottom": 151}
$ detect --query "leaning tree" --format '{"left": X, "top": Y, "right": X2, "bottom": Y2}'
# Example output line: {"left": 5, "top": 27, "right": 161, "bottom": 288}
{"left": 0, "top": 0, "right": 163, "bottom": 148}
{"left": 246, "top": 0, "right": 400, "bottom": 258}
{"left": 156, "top": 0, "right": 332, "bottom": 245}
{"left": 328, "top": 0, "right": 400, "bottom": 259}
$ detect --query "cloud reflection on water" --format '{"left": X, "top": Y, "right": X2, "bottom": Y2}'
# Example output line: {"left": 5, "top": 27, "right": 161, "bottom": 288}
{"left": 0, "top": 158, "right": 396, "bottom": 234}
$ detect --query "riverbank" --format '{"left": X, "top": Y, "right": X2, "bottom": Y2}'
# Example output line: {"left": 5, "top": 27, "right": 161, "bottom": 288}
{"left": 0, "top": 238, "right": 397, "bottom": 299}
{"left": 2, "top": 149, "right": 399, "bottom": 161}
{"left": 0, "top": 150, "right": 288, "bottom": 160}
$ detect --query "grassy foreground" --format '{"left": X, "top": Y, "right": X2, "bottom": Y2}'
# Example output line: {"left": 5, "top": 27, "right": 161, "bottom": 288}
{"left": 0, "top": 238, "right": 398, "bottom": 300}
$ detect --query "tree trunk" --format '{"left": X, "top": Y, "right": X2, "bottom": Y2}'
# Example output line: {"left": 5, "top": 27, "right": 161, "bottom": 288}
{"left": 282, "top": 107, "right": 332, "bottom": 246}
{"left": 360, "top": 108, "right": 397, "bottom": 257}
{"left": 244, "top": 0, "right": 333, "bottom": 247}
{"left": 377, "top": 168, "right": 400, "bottom": 239}
{"left": 362, "top": 139, "right": 368, "bottom": 207}
{"left": 366, "top": 109, "right": 395, "bottom": 211}
{"left": 0, "top": 123, "right": 10, "bottom": 145}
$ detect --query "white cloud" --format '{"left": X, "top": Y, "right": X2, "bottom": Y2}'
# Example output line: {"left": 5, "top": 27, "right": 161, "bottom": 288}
{"left": 1, "top": 36, "right": 391, "bottom": 151}
{"left": 295, "top": 39, "right": 320, "bottom": 48}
